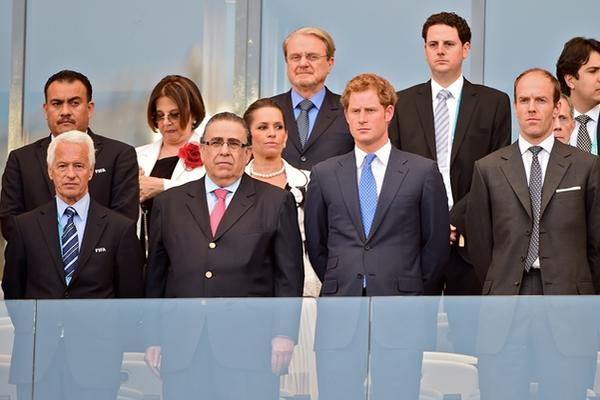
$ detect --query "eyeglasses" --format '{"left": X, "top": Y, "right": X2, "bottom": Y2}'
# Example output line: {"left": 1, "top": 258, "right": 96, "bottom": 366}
{"left": 153, "top": 111, "right": 180, "bottom": 124}
{"left": 201, "top": 138, "right": 251, "bottom": 151}
{"left": 286, "top": 53, "right": 329, "bottom": 63}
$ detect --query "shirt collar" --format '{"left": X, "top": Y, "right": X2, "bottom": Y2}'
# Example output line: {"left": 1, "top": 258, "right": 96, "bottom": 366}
{"left": 354, "top": 140, "right": 392, "bottom": 168}
{"left": 431, "top": 75, "right": 464, "bottom": 101}
{"left": 574, "top": 103, "right": 600, "bottom": 123}
{"left": 518, "top": 133, "right": 555, "bottom": 156}
{"left": 56, "top": 192, "right": 90, "bottom": 221}
{"left": 205, "top": 174, "right": 242, "bottom": 196}
{"left": 291, "top": 86, "right": 326, "bottom": 110}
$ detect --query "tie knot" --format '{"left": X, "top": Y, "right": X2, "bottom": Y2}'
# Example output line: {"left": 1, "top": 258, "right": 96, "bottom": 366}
{"left": 213, "top": 188, "right": 228, "bottom": 200}
{"left": 437, "top": 89, "right": 451, "bottom": 101}
{"left": 576, "top": 114, "right": 591, "bottom": 125}
{"left": 299, "top": 99, "right": 314, "bottom": 112}
{"left": 364, "top": 153, "right": 377, "bottom": 167}
{"left": 529, "top": 146, "right": 543, "bottom": 157}
{"left": 64, "top": 207, "right": 77, "bottom": 219}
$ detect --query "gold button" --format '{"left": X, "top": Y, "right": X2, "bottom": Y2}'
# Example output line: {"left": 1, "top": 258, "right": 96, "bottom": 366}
{"left": 208, "top": 242, "right": 216, "bottom": 249}
{"left": 205, "top": 271, "right": 213, "bottom": 279}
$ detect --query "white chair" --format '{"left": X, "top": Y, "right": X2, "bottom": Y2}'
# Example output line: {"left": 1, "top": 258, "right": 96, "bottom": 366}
{"left": 421, "top": 359, "right": 480, "bottom": 400}
{"left": 120, "top": 352, "right": 162, "bottom": 398}
{"left": 419, "top": 386, "right": 444, "bottom": 400}
{"left": 423, "top": 351, "right": 478, "bottom": 365}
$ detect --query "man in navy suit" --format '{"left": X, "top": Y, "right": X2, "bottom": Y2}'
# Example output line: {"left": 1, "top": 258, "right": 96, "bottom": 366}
{"left": 272, "top": 27, "right": 354, "bottom": 170}
{"left": 305, "top": 73, "right": 449, "bottom": 400}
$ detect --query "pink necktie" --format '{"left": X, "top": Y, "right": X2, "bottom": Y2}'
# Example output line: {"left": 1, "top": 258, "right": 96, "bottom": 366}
{"left": 210, "top": 188, "right": 228, "bottom": 236}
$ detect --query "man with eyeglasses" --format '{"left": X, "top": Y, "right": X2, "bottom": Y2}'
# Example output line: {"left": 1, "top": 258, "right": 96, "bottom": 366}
{"left": 145, "top": 112, "right": 304, "bottom": 399}
{"left": 0, "top": 69, "right": 139, "bottom": 241}
{"left": 272, "top": 27, "right": 354, "bottom": 171}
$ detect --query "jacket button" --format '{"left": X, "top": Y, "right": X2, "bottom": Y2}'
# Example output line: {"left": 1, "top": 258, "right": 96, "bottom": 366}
{"left": 64, "top": 291, "right": 70, "bottom": 298}
{"left": 514, "top": 281, "right": 520, "bottom": 286}
{"left": 208, "top": 242, "right": 216, "bottom": 249}
{"left": 205, "top": 271, "right": 213, "bottom": 279}
{"left": 300, "top": 156, "right": 307, "bottom": 162}
{"left": 364, "top": 245, "right": 371, "bottom": 250}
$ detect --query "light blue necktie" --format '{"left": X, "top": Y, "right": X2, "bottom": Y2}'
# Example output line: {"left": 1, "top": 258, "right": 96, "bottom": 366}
{"left": 434, "top": 89, "right": 452, "bottom": 171}
{"left": 359, "top": 154, "right": 378, "bottom": 237}
{"left": 62, "top": 207, "right": 79, "bottom": 284}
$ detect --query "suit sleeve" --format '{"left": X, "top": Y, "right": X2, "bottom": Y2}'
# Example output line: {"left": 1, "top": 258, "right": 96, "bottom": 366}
{"left": 304, "top": 167, "right": 328, "bottom": 281}
{"left": 419, "top": 162, "right": 450, "bottom": 285}
{"left": 145, "top": 196, "right": 169, "bottom": 298}
{"left": 110, "top": 144, "right": 140, "bottom": 222}
{"left": 116, "top": 219, "right": 145, "bottom": 298}
{"left": 273, "top": 191, "right": 304, "bottom": 297}
{"left": 0, "top": 151, "right": 25, "bottom": 241}
{"left": 585, "top": 157, "right": 600, "bottom": 293}
{"left": 2, "top": 216, "right": 27, "bottom": 299}
{"left": 465, "top": 161, "right": 493, "bottom": 284}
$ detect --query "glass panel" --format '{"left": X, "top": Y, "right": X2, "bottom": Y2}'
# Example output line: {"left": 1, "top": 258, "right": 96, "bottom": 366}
{"left": 0, "top": 300, "right": 35, "bottom": 400}
{"left": 260, "top": 0, "right": 473, "bottom": 96}
{"left": 484, "top": 0, "right": 600, "bottom": 140}
{"left": 23, "top": 0, "right": 244, "bottom": 148}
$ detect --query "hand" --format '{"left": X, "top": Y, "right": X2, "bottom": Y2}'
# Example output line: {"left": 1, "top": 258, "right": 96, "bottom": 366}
{"left": 144, "top": 345, "right": 162, "bottom": 379}
{"left": 139, "top": 175, "right": 164, "bottom": 202}
{"left": 449, "top": 224, "right": 458, "bottom": 245}
{"left": 271, "top": 336, "right": 295, "bottom": 375}
{"left": 139, "top": 167, "right": 146, "bottom": 177}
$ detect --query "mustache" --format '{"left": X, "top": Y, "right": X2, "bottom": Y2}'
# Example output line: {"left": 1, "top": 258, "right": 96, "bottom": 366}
{"left": 58, "top": 118, "right": 75, "bottom": 124}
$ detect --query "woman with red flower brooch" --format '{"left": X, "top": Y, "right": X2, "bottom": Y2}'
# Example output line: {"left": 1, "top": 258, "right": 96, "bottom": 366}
{"left": 136, "top": 75, "right": 206, "bottom": 250}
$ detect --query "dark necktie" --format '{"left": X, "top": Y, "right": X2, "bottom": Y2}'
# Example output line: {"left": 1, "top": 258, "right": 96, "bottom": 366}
{"left": 359, "top": 154, "right": 378, "bottom": 237}
{"left": 62, "top": 207, "right": 79, "bottom": 283}
{"left": 525, "top": 146, "right": 542, "bottom": 272}
{"left": 210, "top": 189, "right": 228, "bottom": 236}
{"left": 297, "top": 99, "right": 314, "bottom": 147}
{"left": 575, "top": 114, "right": 592, "bottom": 153}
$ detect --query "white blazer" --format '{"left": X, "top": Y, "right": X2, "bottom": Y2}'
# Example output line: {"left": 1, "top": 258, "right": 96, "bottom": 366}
{"left": 136, "top": 132, "right": 206, "bottom": 190}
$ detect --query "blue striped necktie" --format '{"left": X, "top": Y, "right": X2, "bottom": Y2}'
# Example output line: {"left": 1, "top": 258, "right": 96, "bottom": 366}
{"left": 359, "top": 153, "right": 378, "bottom": 237}
{"left": 62, "top": 207, "right": 79, "bottom": 283}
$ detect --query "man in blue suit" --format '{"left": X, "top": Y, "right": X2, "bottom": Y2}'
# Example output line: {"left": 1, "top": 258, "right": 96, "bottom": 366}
{"left": 304, "top": 73, "right": 449, "bottom": 400}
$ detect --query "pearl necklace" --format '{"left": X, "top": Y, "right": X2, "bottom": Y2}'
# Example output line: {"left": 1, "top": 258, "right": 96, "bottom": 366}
{"left": 250, "top": 161, "right": 286, "bottom": 178}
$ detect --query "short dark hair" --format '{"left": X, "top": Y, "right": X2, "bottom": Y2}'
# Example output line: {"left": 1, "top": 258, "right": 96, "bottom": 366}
{"left": 44, "top": 70, "right": 93, "bottom": 102}
{"left": 202, "top": 112, "right": 251, "bottom": 145}
{"left": 422, "top": 12, "right": 471, "bottom": 45}
{"left": 146, "top": 75, "right": 206, "bottom": 132}
{"left": 243, "top": 98, "right": 286, "bottom": 130}
{"left": 513, "top": 68, "right": 561, "bottom": 105}
{"left": 556, "top": 37, "right": 600, "bottom": 95}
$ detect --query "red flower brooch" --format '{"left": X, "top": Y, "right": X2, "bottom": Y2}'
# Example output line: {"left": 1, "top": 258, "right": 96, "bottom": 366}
{"left": 178, "top": 141, "right": 203, "bottom": 171}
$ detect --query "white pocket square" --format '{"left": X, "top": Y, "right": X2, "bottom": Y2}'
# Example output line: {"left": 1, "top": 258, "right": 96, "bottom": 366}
{"left": 555, "top": 186, "right": 581, "bottom": 193}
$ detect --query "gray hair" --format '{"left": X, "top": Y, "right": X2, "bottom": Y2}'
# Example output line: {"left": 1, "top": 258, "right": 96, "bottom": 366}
{"left": 47, "top": 130, "right": 95, "bottom": 167}
{"left": 559, "top": 93, "right": 575, "bottom": 119}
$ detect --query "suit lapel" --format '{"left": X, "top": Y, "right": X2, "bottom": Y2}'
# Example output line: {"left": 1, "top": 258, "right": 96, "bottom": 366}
{"left": 214, "top": 174, "right": 255, "bottom": 240}
{"left": 415, "top": 83, "right": 436, "bottom": 159}
{"left": 36, "top": 201, "right": 65, "bottom": 283}
{"left": 540, "top": 142, "right": 572, "bottom": 217}
{"left": 450, "top": 79, "right": 476, "bottom": 166}
{"left": 35, "top": 137, "right": 55, "bottom": 195}
{"left": 335, "top": 153, "right": 366, "bottom": 242}
{"left": 281, "top": 91, "right": 303, "bottom": 153}
{"left": 303, "top": 88, "right": 340, "bottom": 152}
{"left": 72, "top": 201, "right": 108, "bottom": 284}
{"left": 88, "top": 130, "right": 104, "bottom": 162}
{"left": 499, "top": 143, "right": 532, "bottom": 219}
{"left": 184, "top": 178, "right": 211, "bottom": 240}
{"left": 369, "top": 149, "right": 409, "bottom": 239}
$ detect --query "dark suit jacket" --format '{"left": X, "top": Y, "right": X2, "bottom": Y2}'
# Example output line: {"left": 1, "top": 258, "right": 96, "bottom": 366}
{"left": 145, "top": 174, "right": 303, "bottom": 372}
{"left": 272, "top": 87, "right": 354, "bottom": 170}
{"left": 2, "top": 199, "right": 144, "bottom": 387}
{"left": 0, "top": 129, "right": 139, "bottom": 240}
{"left": 388, "top": 79, "right": 511, "bottom": 233}
{"left": 466, "top": 140, "right": 600, "bottom": 295}
{"left": 305, "top": 147, "right": 449, "bottom": 350}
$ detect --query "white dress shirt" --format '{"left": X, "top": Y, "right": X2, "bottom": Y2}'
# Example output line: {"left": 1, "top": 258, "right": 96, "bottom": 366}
{"left": 431, "top": 76, "right": 464, "bottom": 209}
{"left": 355, "top": 140, "right": 392, "bottom": 196}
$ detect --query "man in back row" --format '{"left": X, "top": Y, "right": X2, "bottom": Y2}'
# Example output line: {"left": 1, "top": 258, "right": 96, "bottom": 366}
{"left": 272, "top": 27, "right": 354, "bottom": 171}
{"left": 0, "top": 69, "right": 139, "bottom": 241}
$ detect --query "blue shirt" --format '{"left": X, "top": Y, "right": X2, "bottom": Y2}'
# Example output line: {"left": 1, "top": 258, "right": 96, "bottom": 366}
{"left": 291, "top": 87, "right": 326, "bottom": 140}
{"left": 205, "top": 174, "right": 242, "bottom": 214}
{"left": 56, "top": 193, "right": 90, "bottom": 284}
